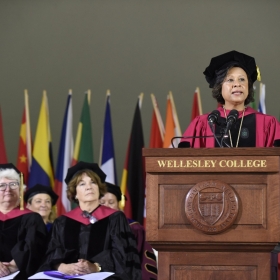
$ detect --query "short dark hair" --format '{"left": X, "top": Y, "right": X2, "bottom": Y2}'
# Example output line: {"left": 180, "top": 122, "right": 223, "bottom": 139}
{"left": 212, "top": 65, "right": 255, "bottom": 105}
{"left": 67, "top": 170, "right": 107, "bottom": 204}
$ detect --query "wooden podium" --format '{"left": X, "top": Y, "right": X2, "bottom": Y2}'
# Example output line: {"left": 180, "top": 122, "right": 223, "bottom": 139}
{"left": 143, "top": 148, "right": 280, "bottom": 280}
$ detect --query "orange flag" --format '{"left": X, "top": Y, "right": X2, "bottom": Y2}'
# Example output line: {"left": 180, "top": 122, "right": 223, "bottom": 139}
{"left": 149, "top": 94, "right": 164, "bottom": 148}
{"left": 163, "top": 91, "right": 181, "bottom": 148}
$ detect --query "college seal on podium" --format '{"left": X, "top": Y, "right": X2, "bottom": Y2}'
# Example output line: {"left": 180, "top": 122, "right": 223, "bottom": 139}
{"left": 185, "top": 180, "right": 238, "bottom": 234}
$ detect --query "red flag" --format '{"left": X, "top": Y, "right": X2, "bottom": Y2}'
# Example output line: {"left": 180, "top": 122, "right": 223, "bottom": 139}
{"left": 190, "top": 87, "right": 203, "bottom": 121}
{"left": 120, "top": 94, "right": 145, "bottom": 224}
{"left": 146, "top": 94, "right": 165, "bottom": 228}
{"left": 16, "top": 90, "right": 32, "bottom": 184}
{"left": 0, "top": 107, "right": 8, "bottom": 163}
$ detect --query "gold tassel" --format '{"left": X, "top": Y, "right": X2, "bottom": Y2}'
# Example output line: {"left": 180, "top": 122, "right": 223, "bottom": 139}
{"left": 256, "top": 66, "right": 261, "bottom": 81}
{"left": 20, "top": 173, "right": 24, "bottom": 210}
{"left": 119, "top": 194, "right": 126, "bottom": 211}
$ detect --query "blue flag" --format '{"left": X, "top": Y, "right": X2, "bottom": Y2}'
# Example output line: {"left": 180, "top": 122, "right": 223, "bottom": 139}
{"left": 99, "top": 91, "right": 117, "bottom": 184}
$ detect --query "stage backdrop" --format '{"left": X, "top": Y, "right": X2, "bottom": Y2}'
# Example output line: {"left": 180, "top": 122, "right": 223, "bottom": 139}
{"left": 0, "top": 0, "right": 280, "bottom": 180}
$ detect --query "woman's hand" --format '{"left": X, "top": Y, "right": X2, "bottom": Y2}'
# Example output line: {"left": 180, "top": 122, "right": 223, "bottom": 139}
{"left": 75, "top": 259, "right": 98, "bottom": 274}
{"left": 57, "top": 263, "right": 80, "bottom": 275}
{"left": 57, "top": 260, "right": 98, "bottom": 275}
{"left": 0, "top": 261, "right": 11, "bottom": 277}
{"left": 2, "top": 259, "right": 18, "bottom": 274}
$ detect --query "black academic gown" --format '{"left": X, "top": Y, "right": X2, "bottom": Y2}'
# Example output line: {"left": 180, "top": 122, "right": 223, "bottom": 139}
{"left": 0, "top": 208, "right": 48, "bottom": 279}
{"left": 40, "top": 205, "right": 142, "bottom": 280}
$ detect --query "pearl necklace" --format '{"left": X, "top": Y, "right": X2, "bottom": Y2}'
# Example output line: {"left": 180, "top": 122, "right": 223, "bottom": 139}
{"left": 222, "top": 107, "right": 246, "bottom": 147}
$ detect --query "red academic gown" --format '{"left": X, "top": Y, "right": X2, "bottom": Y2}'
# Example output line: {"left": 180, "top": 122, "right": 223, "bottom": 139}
{"left": 182, "top": 106, "right": 280, "bottom": 148}
{"left": 0, "top": 208, "right": 47, "bottom": 279}
{"left": 39, "top": 205, "right": 141, "bottom": 280}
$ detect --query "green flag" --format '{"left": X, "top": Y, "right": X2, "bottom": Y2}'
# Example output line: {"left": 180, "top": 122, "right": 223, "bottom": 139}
{"left": 72, "top": 91, "right": 94, "bottom": 165}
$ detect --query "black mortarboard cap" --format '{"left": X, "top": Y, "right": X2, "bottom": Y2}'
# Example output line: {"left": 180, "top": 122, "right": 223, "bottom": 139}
{"left": 105, "top": 182, "right": 123, "bottom": 202}
{"left": 24, "top": 184, "right": 59, "bottom": 205}
{"left": 64, "top": 161, "right": 106, "bottom": 184}
{"left": 203, "top": 50, "right": 258, "bottom": 88}
{"left": 0, "top": 163, "right": 21, "bottom": 174}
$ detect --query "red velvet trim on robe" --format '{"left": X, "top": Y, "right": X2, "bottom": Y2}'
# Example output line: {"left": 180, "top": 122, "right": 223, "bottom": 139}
{"left": 63, "top": 205, "right": 117, "bottom": 225}
{"left": 0, "top": 207, "right": 31, "bottom": 221}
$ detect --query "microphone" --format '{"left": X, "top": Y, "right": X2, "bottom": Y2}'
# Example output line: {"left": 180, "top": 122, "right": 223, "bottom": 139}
{"left": 207, "top": 110, "right": 222, "bottom": 147}
{"left": 207, "top": 110, "right": 220, "bottom": 125}
{"left": 223, "top": 109, "right": 239, "bottom": 138}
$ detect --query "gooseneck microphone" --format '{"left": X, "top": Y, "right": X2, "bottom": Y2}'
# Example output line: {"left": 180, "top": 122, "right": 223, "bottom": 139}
{"left": 220, "top": 109, "right": 239, "bottom": 147}
{"left": 223, "top": 109, "right": 239, "bottom": 138}
{"left": 173, "top": 109, "right": 240, "bottom": 148}
{"left": 207, "top": 110, "right": 222, "bottom": 147}
{"left": 207, "top": 110, "right": 220, "bottom": 125}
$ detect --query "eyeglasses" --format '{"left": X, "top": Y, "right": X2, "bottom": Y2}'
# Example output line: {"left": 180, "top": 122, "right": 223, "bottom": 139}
{"left": 82, "top": 210, "right": 98, "bottom": 224}
{"left": 0, "top": 182, "right": 19, "bottom": 191}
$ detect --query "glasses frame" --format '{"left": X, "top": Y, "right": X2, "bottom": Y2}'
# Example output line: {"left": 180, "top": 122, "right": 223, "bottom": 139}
{"left": 0, "top": 182, "right": 20, "bottom": 191}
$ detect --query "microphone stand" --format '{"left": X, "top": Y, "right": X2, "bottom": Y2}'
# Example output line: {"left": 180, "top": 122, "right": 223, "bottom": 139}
{"left": 208, "top": 121, "right": 223, "bottom": 148}
{"left": 221, "top": 134, "right": 231, "bottom": 148}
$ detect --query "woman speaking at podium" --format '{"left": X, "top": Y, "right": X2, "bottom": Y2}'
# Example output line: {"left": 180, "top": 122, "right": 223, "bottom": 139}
{"left": 181, "top": 50, "right": 280, "bottom": 148}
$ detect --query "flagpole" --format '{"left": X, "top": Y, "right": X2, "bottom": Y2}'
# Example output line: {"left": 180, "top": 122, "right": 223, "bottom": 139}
{"left": 87, "top": 89, "right": 91, "bottom": 105}
{"left": 138, "top": 92, "right": 144, "bottom": 109}
{"left": 24, "top": 89, "right": 32, "bottom": 172}
{"left": 151, "top": 93, "right": 165, "bottom": 141}
{"left": 169, "top": 91, "right": 182, "bottom": 135}
{"left": 20, "top": 173, "right": 24, "bottom": 210}
{"left": 262, "top": 83, "right": 266, "bottom": 114}
{"left": 196, "top": 87, "right": 203, "bottom": 115}
{"left": 259, "top": 82, "right": 262, "bottom": 108}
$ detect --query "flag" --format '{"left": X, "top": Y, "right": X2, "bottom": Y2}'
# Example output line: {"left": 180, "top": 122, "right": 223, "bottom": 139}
{"left": 190, "top": 87, "right": 203, "bottom": 121}
{"left": 145, "top": 93, "right": 165, "bottom": 228}
{"left": 149, "top": 93, "right": 165, "bottom": 148}
{"left": 258, "top": 83, "right": 266, "bottom": 114}
{"left": 163, "top": 91, "right": 181, "bottom": 148}
{"left": 120, "top": 94, "right": 145, "bottom": 224}
{"left": 55, "top": 91, "right": 73, "bottom": 216}
{"left": 28, "top": 91, "right": 54, "bottom": 188}
{"left": 16, "top": 90, "right": 32, "bottom": 184}
{"left": 72, "top": 91, "right": 94, "bottom": 165}
{"left": 0, "top": 106, "right": 8, "bottom": 163}
{"left": 99, "top": 90, "right": 117, "bottom": 184}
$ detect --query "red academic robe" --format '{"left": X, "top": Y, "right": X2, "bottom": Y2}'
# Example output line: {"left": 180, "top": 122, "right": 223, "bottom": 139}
{"left": 182, "top": 107, "right": 280, "bottom": 148}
